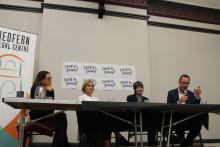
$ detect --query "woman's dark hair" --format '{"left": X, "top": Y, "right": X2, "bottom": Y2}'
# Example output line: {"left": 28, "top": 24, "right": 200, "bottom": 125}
{"left": 32, "top": 71, "right": 50, "bottom": 88}
{"left": 133, "top": 81, "right": 144, "bottom": 91}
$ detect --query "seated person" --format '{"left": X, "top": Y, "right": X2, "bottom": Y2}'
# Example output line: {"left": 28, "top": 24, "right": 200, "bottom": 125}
{"left": 167, "top": 74, "right": 202, "bottom": 147}
{"left": 29, "top": 71, "right": 70, "bottom": 147}
{"left": 78, "top": 80, "right": 110, "bottom": 147}
{"left": 127, "top": 81, "right": 157, "bottom": 146}
{"left": 77, "top": 80, "right": 129, "bottom": 147}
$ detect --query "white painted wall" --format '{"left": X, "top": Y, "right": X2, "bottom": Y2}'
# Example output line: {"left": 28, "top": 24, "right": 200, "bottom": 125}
{"left": 37, "top": 6, "right": 150, "bottom": 142}
{"left": 148, "top": 23, "right": 220, "bottom": 139}
{"left": 0, "top": 0, "right": 42, "bottom": 75}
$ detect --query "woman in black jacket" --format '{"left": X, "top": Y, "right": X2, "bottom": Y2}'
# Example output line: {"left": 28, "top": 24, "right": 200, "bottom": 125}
{"left": 29, "top": 71, "right": 70, "bottom": 147}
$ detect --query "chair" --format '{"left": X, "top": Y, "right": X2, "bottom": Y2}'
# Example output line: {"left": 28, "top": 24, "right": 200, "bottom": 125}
{"left": 160, "top": 130, "right": 204, "bottom": 147}
{"left": 127, "top": 131, "right": 148, "bottom": 144}
{"left": 17, "top": 122, "right": 54, "bottom": 147}
{"left": 127, "top": 131, "right": 157, "bottom": 146}
{"left": 170, "top": 131, "right": 204, "bottom": 147}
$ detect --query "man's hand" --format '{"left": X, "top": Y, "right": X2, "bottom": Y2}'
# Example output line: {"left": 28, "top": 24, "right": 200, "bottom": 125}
{"left": 194, "top": 86, "right": 201, "bottom": 97}
{"left": 180, "top": 95, "right": 188, "bottom": 104}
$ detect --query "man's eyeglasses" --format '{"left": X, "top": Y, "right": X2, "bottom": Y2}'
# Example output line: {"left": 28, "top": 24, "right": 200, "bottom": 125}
{"left": 180, "top": 82, "right": 190, "bottom": 84}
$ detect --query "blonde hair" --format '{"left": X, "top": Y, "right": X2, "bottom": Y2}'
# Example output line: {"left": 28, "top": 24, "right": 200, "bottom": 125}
{"left": 82, "top": 80, "right": 94, "bottom": 93}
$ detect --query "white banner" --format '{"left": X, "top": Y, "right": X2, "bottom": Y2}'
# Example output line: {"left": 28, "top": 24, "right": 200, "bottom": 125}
{"left": 100, "top": 64, "right": 117, "bottom": 77}
{"left": 0, "top": 26, "right": 37, "bottom": 146}
{"left": 118, "top": 78, "right": 135, "bottom": 91}
{"left": 62, "top": 62, "right": 136, "bottom": 91}
{"left": 118, "top": 65, "right": 136, "bottom": 79}
{"left": 63, "top": 62, "right": 81, "bottom": 76}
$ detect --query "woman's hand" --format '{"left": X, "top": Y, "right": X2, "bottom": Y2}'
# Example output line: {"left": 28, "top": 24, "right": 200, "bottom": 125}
{"left": 46, "top": 85, "right": 53, "bottom": 91}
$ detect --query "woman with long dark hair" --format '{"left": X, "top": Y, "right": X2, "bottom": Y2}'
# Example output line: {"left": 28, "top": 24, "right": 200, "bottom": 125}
{"left": 29, "top": 71, "right": 70, "bottom": 147}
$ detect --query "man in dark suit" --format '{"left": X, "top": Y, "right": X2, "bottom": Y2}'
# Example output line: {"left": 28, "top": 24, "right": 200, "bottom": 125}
{"left": 127, "top": 81, "right": 157, "bottom": 146}
{"left": 167, "top": 74, "right": 202, "bottom": 147}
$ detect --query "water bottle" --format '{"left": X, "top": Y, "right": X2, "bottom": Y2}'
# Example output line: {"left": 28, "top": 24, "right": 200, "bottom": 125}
{"left": 34, "top": 86, "right": 46, "bottom": 99}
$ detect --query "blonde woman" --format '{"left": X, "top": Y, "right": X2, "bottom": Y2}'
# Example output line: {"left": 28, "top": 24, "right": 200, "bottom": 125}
{"left": 78, "top": 80, "right": 99, "bottom": 101}
{"left": 78, "top": 80, "right": 111, "bottom": 147}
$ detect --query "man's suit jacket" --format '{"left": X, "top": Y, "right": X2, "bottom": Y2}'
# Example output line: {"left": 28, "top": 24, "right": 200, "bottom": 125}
{"left": 167, "top": 88, "right": 200, "bottom": 104}
{"left": 127, "top": 94, "right": 149, "bottom": 102}
{"left": 167, "top": 88, "right": 209, "bottom": 129}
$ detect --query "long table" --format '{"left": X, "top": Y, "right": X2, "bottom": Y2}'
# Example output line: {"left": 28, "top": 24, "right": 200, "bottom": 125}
{"left": 2, "top": 98, "right": 82, "bottom": 147}
{"left": 79, "top": 101, "right": 167, "bottom": 147}
{"left": 80, "top": 101, "right": 216, "bottom": 147}
{"left": 2, "top": 98, "right": 220, "bottom": 147}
